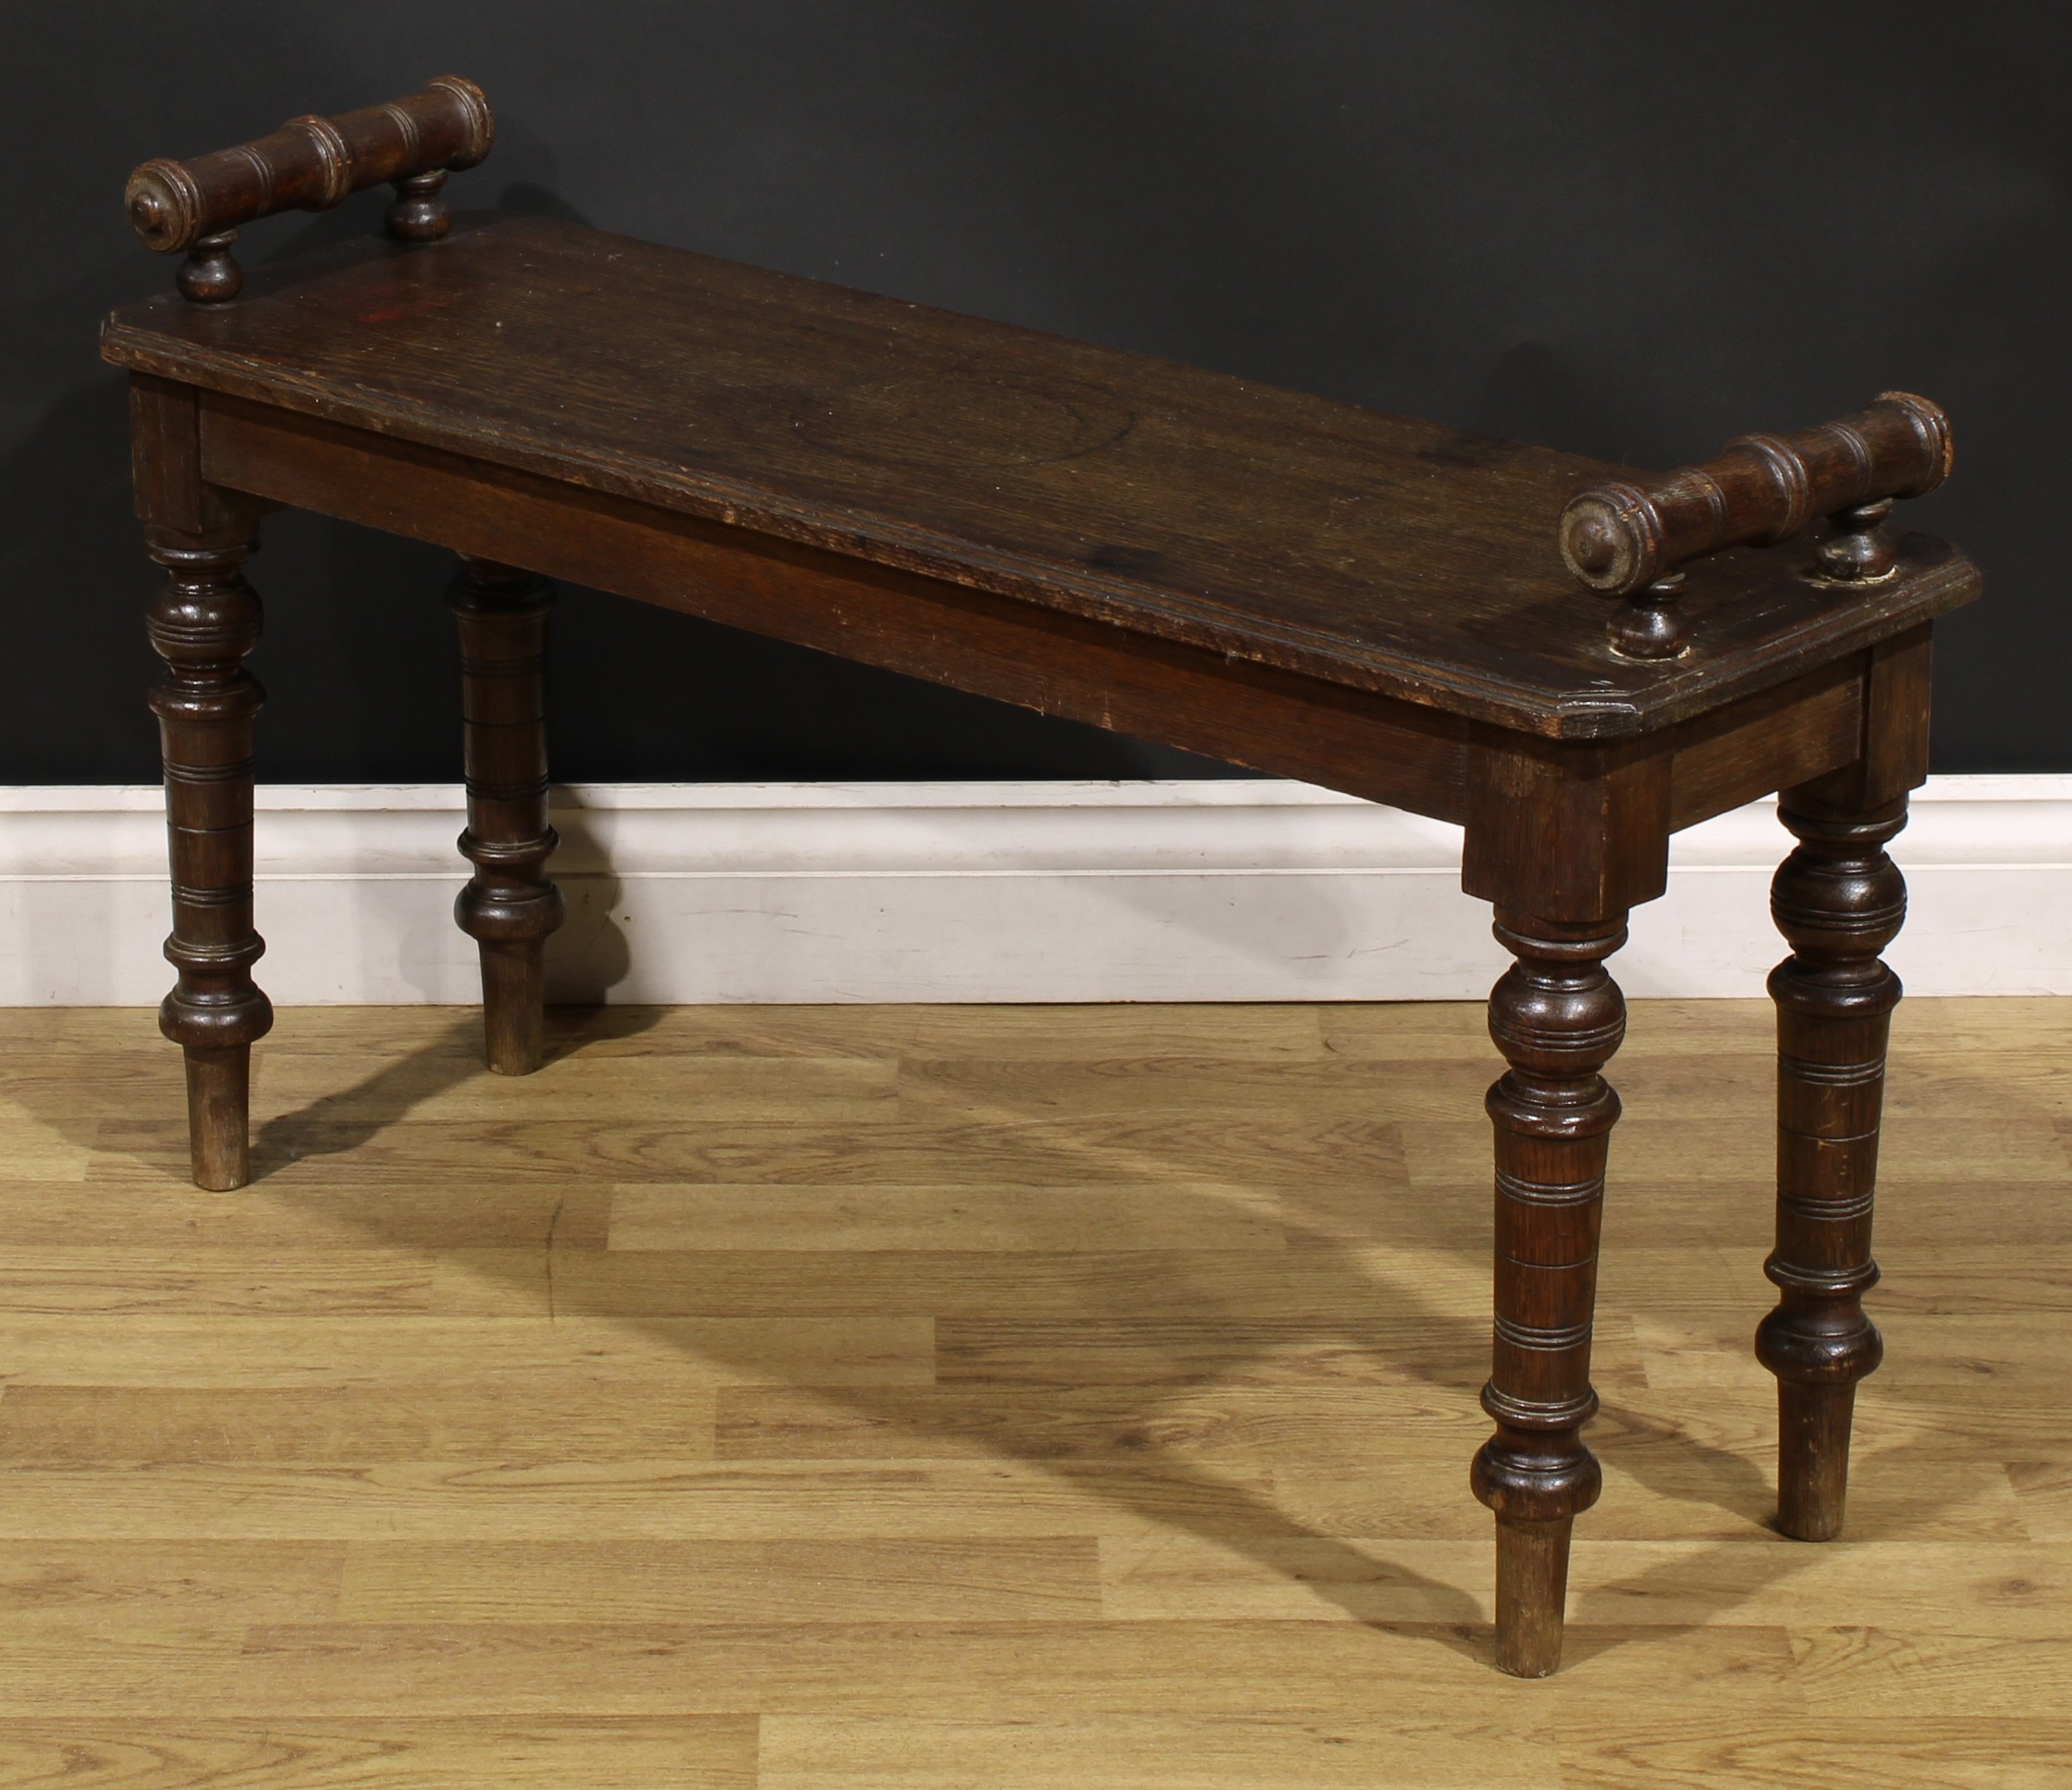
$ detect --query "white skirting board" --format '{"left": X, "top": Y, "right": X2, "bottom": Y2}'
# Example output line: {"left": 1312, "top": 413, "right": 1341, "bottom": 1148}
{"left": 1, "top": 776, "right": 2067, "bottom": 1004}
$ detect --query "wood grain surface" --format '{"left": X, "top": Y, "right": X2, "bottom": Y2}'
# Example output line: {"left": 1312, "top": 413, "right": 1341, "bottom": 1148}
{"left": 99, "top": 215, "right": 1980, "bottom": 735}
{"left": 0, "top": 998, "right": 2064, "bottom": 1783}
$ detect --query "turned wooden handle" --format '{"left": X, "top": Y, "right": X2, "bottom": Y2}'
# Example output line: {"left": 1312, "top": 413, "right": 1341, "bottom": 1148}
{"left": 125, "top": 76, "right": 494, "bottom": 256}
{"left": 1559, "top": 393, "right": 1953, "bottom": 597}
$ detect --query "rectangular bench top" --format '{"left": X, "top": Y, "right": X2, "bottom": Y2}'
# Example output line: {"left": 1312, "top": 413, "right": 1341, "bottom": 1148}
{"left": 101, "top": 213, "right": 1978, "bottom": 738}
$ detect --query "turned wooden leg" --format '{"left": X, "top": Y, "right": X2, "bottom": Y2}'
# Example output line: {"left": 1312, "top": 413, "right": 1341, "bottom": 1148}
{"left": 1757, "top": 793, "right": 1905, "bottom": 1541}
{"left": 1472, "top": 911, "right": 1626, "bottom": 1676}
{"left": 145, "top": 523, "right": 274, "bottom": 1191}
{"left": 448, "top": 556, "right": 564, "bottom": 1074}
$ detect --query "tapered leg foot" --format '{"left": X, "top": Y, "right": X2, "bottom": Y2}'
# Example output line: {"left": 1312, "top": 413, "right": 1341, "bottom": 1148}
{"left": 1494, "top": 1515, "right": 1575, "bottom": 1677}
{"left": 1776, "top": 1381, "right": 1857, "bottom": 1541}
{"left": 182, "top": 1043, "right": 251, "bottom": 1192}
{"left": 478, "top": 938, "right": 548, "bottom": 1076}
{"left": 448, "top": 556, "right": 563, "bottom": 1076}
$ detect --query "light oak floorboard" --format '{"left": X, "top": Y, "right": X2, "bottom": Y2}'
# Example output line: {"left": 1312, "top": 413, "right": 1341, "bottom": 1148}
{"left": 0, "top": 1717, "right": 758, "bottom": 1787}
{"left": 0, "top": 998, "right": 2064, "bottom": 1785}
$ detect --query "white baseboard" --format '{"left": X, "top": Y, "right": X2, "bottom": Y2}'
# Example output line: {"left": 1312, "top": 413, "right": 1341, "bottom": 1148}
{"left": 2, "top": 776, "right": 2066, "bottom": 1004}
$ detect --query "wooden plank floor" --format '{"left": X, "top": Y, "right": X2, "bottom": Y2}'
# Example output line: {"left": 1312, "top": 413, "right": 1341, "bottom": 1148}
{"left": 0, "top": 997, "right": 2066, "bottom": 1787}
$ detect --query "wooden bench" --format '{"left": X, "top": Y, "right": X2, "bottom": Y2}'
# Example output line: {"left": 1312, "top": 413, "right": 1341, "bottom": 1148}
{"left": 103, "top": 80, "right": 1982, "bottom": 1676}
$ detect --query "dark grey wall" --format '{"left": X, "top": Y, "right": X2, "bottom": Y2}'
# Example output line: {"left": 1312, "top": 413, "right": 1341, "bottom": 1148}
{"left": 6, "top": 3, "right": 2064, "bottom": 781}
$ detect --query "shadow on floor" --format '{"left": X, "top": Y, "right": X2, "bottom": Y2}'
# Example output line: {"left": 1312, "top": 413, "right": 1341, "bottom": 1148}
{"left": 12, "top": 995, "right": 2014, "bottom": 1670}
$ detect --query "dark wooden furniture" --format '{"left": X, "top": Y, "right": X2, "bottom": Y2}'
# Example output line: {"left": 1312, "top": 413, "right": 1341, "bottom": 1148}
{"left": 104, "top": 83, "right": 1981, "bottom": 1677}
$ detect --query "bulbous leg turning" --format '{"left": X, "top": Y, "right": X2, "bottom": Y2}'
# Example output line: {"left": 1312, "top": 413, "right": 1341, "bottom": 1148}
{"left": 1759, "top": 795, "right": 1905, "bottom": 1541}
{"left": 1474, "top": 910, "right": 1627, "bottom": 1676}
{"left": 448, "top": 557, "right": 564, "bottom": 1074}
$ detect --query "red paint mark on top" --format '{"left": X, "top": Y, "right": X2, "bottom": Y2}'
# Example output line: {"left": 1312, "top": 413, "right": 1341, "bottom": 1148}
{"left": 358, "top": 306, "right": 405, "bottom": 323}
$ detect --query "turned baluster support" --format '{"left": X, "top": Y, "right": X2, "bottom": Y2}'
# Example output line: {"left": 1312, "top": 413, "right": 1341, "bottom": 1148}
{"left": 145, "top": 523, "right": 273, "bottom": 1190}
{"left": 448, "top": 557, "right": 563, "bottom": 1075}
{"left": 1559, "top": 393, "right": 1953, "bottom": 658}
{"left": 124, "top": 77, "right": 494, "bottom": 302}
{"left": 1472, "top": 911, "right": 1628, "bottom": 1676}
{"left": 1758, "top": 794, "right": 1906, "bottom": 1540}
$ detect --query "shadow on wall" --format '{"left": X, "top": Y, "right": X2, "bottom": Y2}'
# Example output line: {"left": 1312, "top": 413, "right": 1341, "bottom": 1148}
{"left": 541, "top": 798, "right": 635, "bottom": 1007}
{"left": 317, "top": 786, "right": 636, "bottom": 1009}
